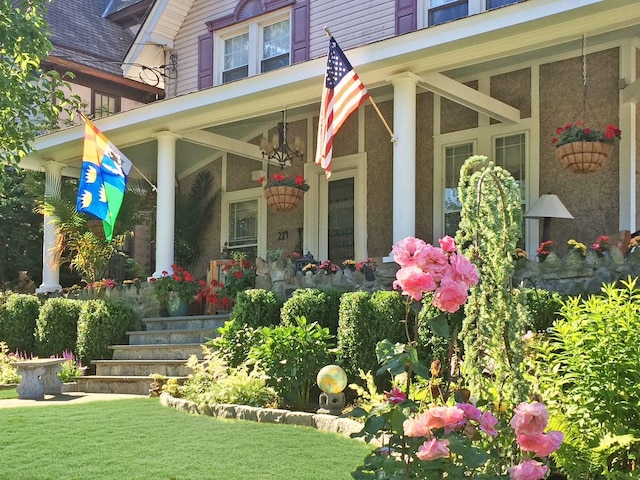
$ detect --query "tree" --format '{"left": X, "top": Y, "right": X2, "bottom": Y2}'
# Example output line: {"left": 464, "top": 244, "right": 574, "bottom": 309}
{"left": 0, "top": 0, "right": 81, "bottom": 170}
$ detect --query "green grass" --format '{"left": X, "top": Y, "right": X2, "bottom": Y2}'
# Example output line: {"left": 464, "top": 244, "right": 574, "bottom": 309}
{"left": 0, "top": 398, "right": 373, "bottom": 479}
{"left": 0, "top": 387, "right": 17, "bottom": 400}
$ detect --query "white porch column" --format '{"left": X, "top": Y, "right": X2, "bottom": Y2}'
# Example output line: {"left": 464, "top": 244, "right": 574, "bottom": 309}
{"left": 152, "top": 131, "right": 179, "bottom": 277}
{"left": 37, "top": 161, "right": 64, "bottom": 293}
{"left": 391, "top": 73, "right": 419, "bottom": 245}
{"left": 619, "top": 42, "right": 637, "bottom": 232}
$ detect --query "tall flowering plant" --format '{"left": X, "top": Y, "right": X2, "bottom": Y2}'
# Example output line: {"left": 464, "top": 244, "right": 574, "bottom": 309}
{"left": 349, "top": 236, "right": 563, "bottom": 479}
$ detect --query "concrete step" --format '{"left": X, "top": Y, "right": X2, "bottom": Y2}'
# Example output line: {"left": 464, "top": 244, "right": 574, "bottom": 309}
{"left": 93, "top": 360, "right": 191, "bottom": 377}
{"left": 77, "top": 375, "right": 186, "bottom": 396}
{"left": 110, "top": 343, "right": 204, "bottom": 360}
{"left": 142, "top": 315, "right": 229, "bottom": 332}
{"left": 127, "top": 328, "right": 216, "bottom": 345}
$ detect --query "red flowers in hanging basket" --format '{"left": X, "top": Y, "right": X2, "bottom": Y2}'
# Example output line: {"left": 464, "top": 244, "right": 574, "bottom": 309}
{"left": 552, "top": 121, "right": 621, "bottom": 174}
{"left": 259, "top": 173, "right": 309, "bottom": 211}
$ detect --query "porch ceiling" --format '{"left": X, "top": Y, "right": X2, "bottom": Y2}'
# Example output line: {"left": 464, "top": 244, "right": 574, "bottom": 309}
{"left": 25, "top": 0, "right": 640, "bottom": 179}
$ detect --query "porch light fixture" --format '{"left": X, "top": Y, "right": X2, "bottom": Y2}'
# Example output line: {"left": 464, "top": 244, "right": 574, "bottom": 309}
{"left": 260, "top": 110, "right": 304, "bottom": 169}
{"left": 524, "top": 194, "right": 574, "bottom": 242}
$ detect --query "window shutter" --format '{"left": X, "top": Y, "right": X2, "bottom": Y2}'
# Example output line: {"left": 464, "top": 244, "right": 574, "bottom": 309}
{"left": 291, "top": 0, "right": 309, "bottom": 64}
{"left": 198, "top": 33, "right": 214, "bottom": 89}
{"left": 396, "top": 0, "right": 417, "bottom": 35}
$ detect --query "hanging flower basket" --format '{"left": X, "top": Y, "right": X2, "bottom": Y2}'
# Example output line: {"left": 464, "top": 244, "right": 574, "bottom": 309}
{"left": 554, "top": 141, "right": 613, "bottom": 174}
{"left": 264, "top": 185, "right": 305, "bottom": 211}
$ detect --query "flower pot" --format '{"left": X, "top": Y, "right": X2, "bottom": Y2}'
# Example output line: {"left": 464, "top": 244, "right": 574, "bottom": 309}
{"left": 555, "top": 141, "right": 613, "bottom": 174}
{"left": 264, "top": 185, "right": 304, "bottom": 212}
{"left": 166, "top": 291, "right": 190, "bottom": 317}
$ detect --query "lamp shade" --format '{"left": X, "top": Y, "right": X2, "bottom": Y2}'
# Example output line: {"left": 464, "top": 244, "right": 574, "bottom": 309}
{"left": 524, "top": 194, "right": 574, "bottom": 219}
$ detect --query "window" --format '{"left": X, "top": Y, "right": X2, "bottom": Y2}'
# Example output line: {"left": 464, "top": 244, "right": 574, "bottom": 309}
{"left": 420, "top": 0, "right": 524, "bottom": 27}
{"left": 495, "top": 133, "right": 526, "bottom": 247}
{"left": 443, "top": 143, "right": 474, "bottom": 237}
{"left": 228, "top": 199, "right": 258, "bottom": 257}
{"left": 93, "top": 92, "right": 118, "bottom": 118}
{"left": 219, "top": 15, "right": 290, "bottom": 84}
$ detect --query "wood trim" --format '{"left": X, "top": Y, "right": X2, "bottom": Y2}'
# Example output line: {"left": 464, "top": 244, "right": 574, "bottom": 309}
{"left": 206, "top": 0, "right": 295, "bottom": 32}
{"left": 198, "top": 33, "right": 214, "bottom": 89}
{"left": 396, "top": 0, "right": 417, "bottom": 35}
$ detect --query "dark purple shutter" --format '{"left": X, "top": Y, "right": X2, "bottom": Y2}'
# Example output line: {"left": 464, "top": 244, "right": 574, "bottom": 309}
{"left": 198, "top": 33, "right": 214, "bottom": 89}
{"left": 396, "top": 0, "right": 417, "bottom": 35}
{"left": 291, "top": 0, "right": 309, "bottom": 64}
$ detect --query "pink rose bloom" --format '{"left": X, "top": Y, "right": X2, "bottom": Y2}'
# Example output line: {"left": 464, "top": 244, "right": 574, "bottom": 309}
{"left": 385, "top": 387, "right": 407, "bottom": 405}
{"left": 423, "top": 406, "right": 465, "bottom": 433}
{"left": 419, "top": 244, "right": 450, "bottom": 279}
{"left": 432, "top": 277, "right": 469, "bottom": 313}
{"left": 456, "top": 403, "right": 482, "bottom": 422}
{"left": 438, "top": 235, "right": 457, "bottom": 253}
{"left": 416, "top": 438, "right": 451, "bottom": 461}
{"left": 449, "top": 253, "right": 479, "bottom": 287}
{"left": 393, "top": 266, "right": 436, "bottom": 301}
{"left": 510, "top": 402, "right": 549, "bottom": 435}
{"left": 392, "top": 237, "right": 430, "bottom": 268}
{"left": 403, "top": 416, "right": 432, "bottom": 438}
{"left": 517, "top": 430, "right": 564, "bottom": 457}
{"left": 508, "top": 460, "right": 548, "bottom": 480}
{"left": 478, "top": 410, "right": 499, "bottom": 437}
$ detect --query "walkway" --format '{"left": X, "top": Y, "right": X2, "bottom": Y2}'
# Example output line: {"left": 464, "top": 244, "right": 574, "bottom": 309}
{"left": 0, "top": 391, "right": 145, "bottom": 408}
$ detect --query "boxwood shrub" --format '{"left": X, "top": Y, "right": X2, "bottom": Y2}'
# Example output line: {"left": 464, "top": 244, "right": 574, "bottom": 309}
{"left": 280, "top": 288, "right": 342, "bottom": 335}
{"left": 336, "top": 290, "right": 405, "bottom": 381}
{"left": 76, "top": 299, "right": 137, "bottom": 367}
{"left": 231, "top": 289, "right": 282, "bottom": 328}
{"left": 0, "top": 293, "right": 41, "bottom": 354}
{"left": 36, "top": 297, "right": 82, "bottom": 357}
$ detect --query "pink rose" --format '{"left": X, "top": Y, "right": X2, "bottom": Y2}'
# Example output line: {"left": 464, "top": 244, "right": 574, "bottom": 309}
{"left": 510, "top": 402, "right": 549, "bottom": 435}
{"left": 438, "top": 235, "right": 457, "bottom": 253}
{"left": 456, "top": 403, "right": 482, "bottom": 422}
{"left": 508, "top": 460, "right": 548, "bottom": 480}
{"left": 432, "top": 277, "right": 469, "bottom": 313}
{"left": 416, "top": 438, "right": 451, "bottom": 461}
{"left": 478, "top": 410, "right": 499, "bottom": 437}
{"left": 393, "top": 266, "right": 436, "bottom": 301}
{"left": 384, "top": 387, "right": 407, "bottom": 405}
{"left": 517, "top": 430, "right": 564, "bottom": 457}
{"left": 403, "top": 416, "right": 432, "bottom": 438}
{"left": 423, "top": 406, "right": 465, "bottom": 433}
{"left": 392, "top": 237, "right": 430, "bottom": 268}
{"left": 449, "top": 253, "right": 479, "bottom": 287}
{"left": 419, "top": 244, "right": 450, "bottom": 279}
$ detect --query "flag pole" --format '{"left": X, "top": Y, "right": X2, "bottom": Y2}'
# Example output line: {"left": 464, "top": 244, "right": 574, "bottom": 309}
{"left": 75, "top": 110, "right": 158, "bottom": 191}
{"left": 323, "top": 28, "right": 397, "bottom": 144}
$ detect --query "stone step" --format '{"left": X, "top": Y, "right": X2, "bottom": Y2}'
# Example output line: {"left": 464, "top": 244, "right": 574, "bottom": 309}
{"left": 142, "top": 314, "right": 229, "bottom": 332}
{"left": 127, "top": 328, "right": 216, "bottom": 345}
{"left": 77, "top": 375, "right": 185, "bottom": 396}
{"left": 93, "top": 360, "right": 191, "bottom": 377}
{"left": 110, "top": 343, "right": 204, "bottom": 360}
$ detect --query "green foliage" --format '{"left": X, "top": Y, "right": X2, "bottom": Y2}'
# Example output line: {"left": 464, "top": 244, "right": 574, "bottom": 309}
{"left": 518, "top": 287, "right": 565, "bottom": 333}
{"left": 336, "top": 291, "right": 405, "bottom": 381}
{"left": 248, "top": 317, "right": 334, "bottom": 409}
{"left": 76, "top": 299, "right": 137, "bottom": 366}
{"left": 179, "top": 346, "right": 277, "bottom": 407}
{"left": 57, "top": 353, "right": 83, "bottom": 383}
{"left": 281, "top": 288, "right": 342, "bottom": 335}
{"left": 35, "top": 297, "right": 82, "bottom": 356}
{"left": 0, "top": 0, "right": 83, "bottom": 167}
{"left": 0, "top": 293, "right": 40, "bottom": 354}
{"left": 207, "top": 319, "right": 262, "bottom": 368}
{"left": 216, "top": 252, "right": 256, "bottom": 305}
{"left": 0, "top": 342, "right": 20, "bottom": 384}
{"left": 456, "top": 155, "right": 529, "bottom": 407}
{"left": 533, "top": 278, "right": 640, "bottom": 479}
{"left": 231, "top": 289, "right": 282, "bottom": 329}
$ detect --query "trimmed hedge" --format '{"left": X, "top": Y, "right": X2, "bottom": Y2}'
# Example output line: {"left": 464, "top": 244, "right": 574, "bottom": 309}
{"left": 336, "top": 290, "right": 406, "bottom": 380}
{"left": 36, "top": 297, "right": 82, "bottom": 357}
{"left": 76, "top": 299, "right": 137, "bottom": 367}
{"left": 232, "top": 289, "right": 282, "bottom": 328}
{"left": 280, "top": 288, "right": 342, "bottom": 335}
{"left": 0, "top": 293, "right": 41, "bottom": 354}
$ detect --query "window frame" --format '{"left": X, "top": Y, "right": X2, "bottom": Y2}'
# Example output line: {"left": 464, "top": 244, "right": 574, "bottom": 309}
{"left": 417, "top": 0, "right": 523, "bottom": 28}
{"left": 215, "top": 10, "right": 291, "bottom": 85}
{"left": 221, "top": 186, "right": 267, "bottom": 258}
{"left": 92, "top": 91, "right": 119, "bottom": 118}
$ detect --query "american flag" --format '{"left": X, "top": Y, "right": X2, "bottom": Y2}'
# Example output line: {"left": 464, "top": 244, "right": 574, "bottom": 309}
{"left": 315, "top": 37, "right": 370, "bottom": 178}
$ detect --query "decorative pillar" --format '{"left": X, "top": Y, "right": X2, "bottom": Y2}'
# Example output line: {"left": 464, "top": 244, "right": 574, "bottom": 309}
{"left": 391, "top": 73, "right": 419, "bottom": 244}
{"left": 37, "top": 161, "right": 64, "bottom": 293}
{"left": 619, "top": 42, "right": 637, "bottom": 233}
{"left": 152, "top": 131, "right": 180, "bottom": 277}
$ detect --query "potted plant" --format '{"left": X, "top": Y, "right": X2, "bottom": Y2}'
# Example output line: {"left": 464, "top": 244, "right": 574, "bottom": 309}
{"left": 551, "top": 121, "right": 622, "bottom": 173}
{"left": 259, "top": 173, "right": 310, "bottom": 211}
{"left": 149, "top": 265, "right": 205, "bottom": 317}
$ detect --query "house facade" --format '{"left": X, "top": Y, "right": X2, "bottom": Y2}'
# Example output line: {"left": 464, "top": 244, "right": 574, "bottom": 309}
{"left": 27, "top": 0, "right": 640, "bottom": 290}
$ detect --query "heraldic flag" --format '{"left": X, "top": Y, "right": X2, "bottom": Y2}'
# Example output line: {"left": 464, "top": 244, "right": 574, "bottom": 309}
{"left": 76, "top": 117, "right": 132, "bottom": 241}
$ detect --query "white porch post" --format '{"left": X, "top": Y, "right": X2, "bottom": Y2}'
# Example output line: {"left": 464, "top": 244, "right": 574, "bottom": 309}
{"left": 37, "top": 160, "right": 64, "bottom": 293}
{"left": 619, "top": 42, "right": 637, "bottom": 233}
{"left": 152, "top": 131, "right": 179, "bottom": 277}
{"left": 391, "top": 73, "right": 419, "bottom": 246}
